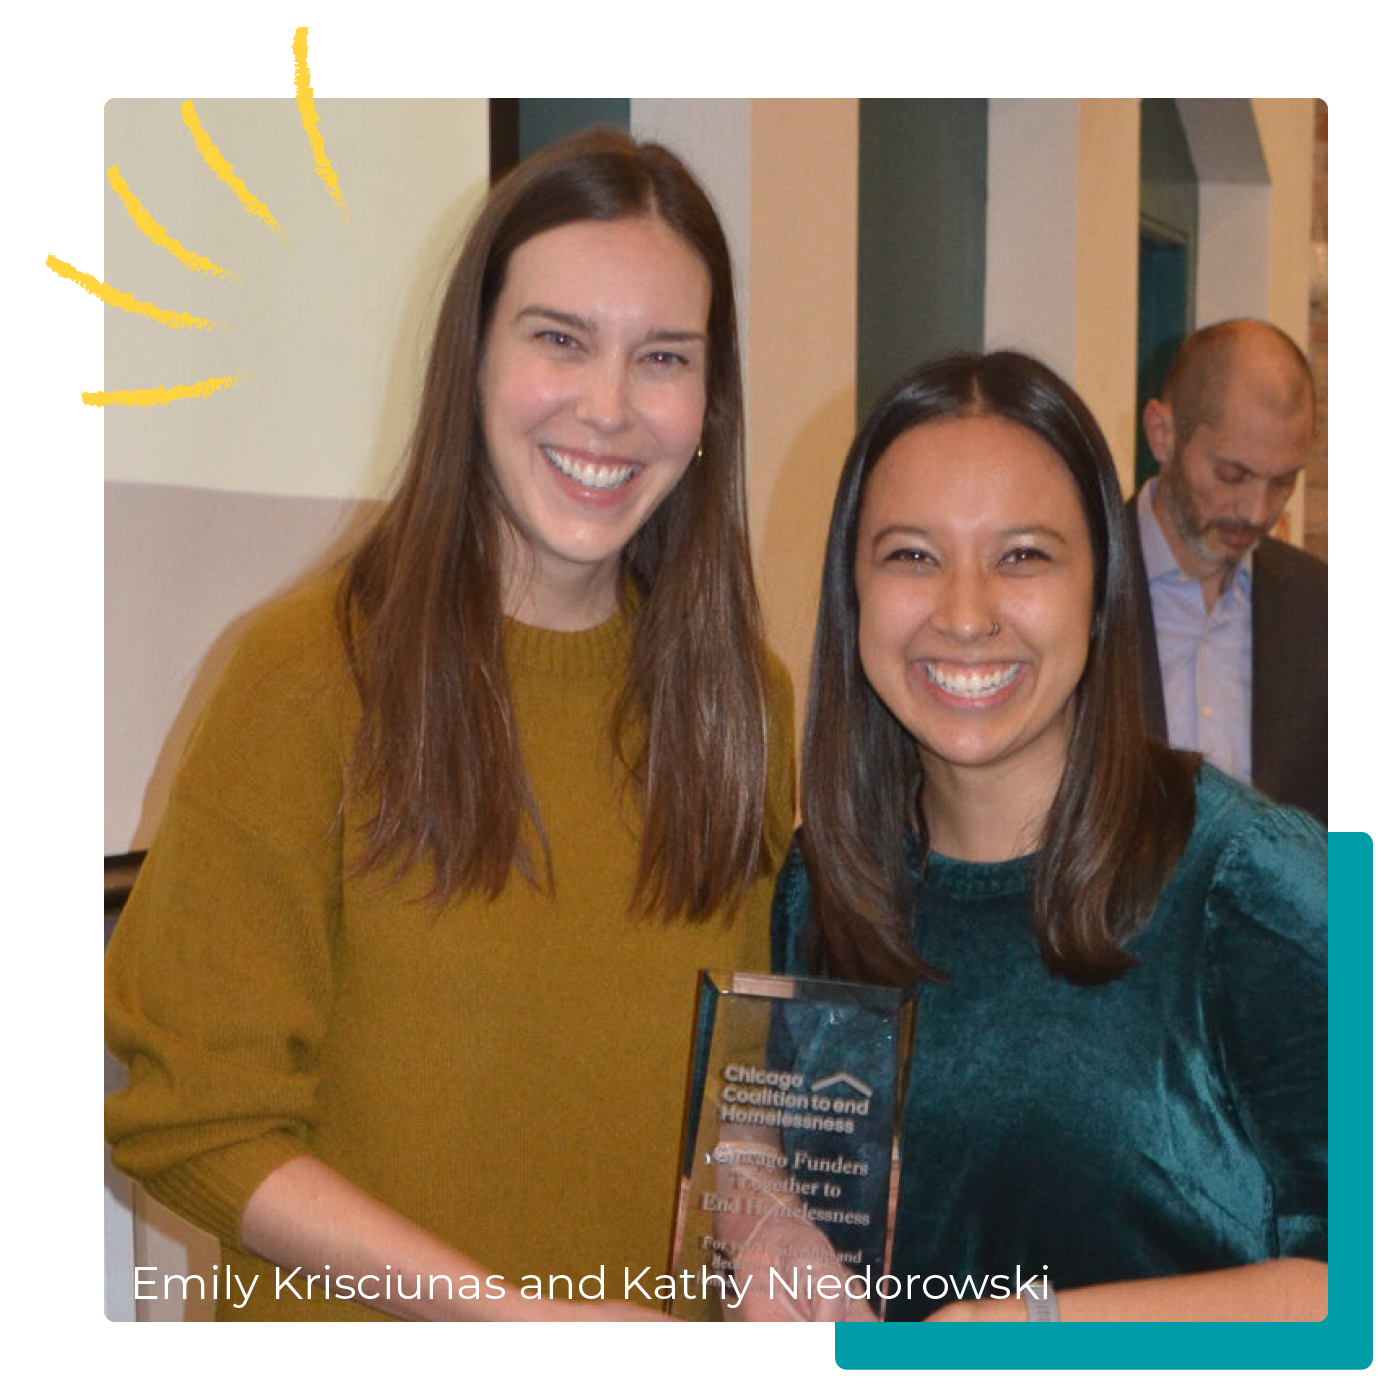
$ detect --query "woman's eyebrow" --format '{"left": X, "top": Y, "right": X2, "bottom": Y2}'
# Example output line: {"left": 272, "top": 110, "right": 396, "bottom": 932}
{"left": 516, "top": 305, "right": 706, "bottom": 343}
{"left": 866, "top": 523, "right": 1072, "bottom": 547}
{"left": 999, "top": 524, "right": 1070, "bottom": 544}
{"left": 647, "top": 328, "right": 707, "bottom": 344}
{"left": 867, "top": 524, "right": 929, "bottom": 548}
{"left": 516, "top": 304, "right": 592, "bottom": 332}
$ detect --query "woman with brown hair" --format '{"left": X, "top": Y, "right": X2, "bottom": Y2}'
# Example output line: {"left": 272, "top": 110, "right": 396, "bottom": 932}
{"left": 106, "top": 129, "right": 793, "bottom": 1321}
{"left": 773, "top": 351, "right": 1325, "bottom": 1321}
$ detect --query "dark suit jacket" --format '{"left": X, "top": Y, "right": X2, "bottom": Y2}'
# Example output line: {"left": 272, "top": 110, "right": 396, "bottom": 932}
{"left": 1127, "top": 495, "right": 1327, "bottom": 826}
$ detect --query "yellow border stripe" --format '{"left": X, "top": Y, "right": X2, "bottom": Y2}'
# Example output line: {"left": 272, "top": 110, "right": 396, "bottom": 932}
{"left": 107, "top": 166, "right": 237, "bottom": 280}
{"left": 181, "top": 100, "right": 287, "bottom": 239}
{"left": 44, "top": 252, "right": 102, "bottom": 918}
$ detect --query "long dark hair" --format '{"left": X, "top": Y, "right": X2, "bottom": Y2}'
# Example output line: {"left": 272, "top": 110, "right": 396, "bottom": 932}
{"left": 800, "top": 351, "right": 1198, "bottom": 985}
{"left": 339, "top": 128, "right": 779, "bottom": 918}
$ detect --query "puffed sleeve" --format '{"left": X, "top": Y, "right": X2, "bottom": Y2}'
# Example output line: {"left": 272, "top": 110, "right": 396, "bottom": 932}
{"left": 1204, "top": 802, "right": 1328, "bottom": 1261}
{"left": 105, "top": 580, "right": 351, "bottom": 1249}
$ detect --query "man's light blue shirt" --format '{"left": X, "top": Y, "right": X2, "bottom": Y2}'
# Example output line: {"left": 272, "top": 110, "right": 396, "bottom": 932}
{"left": 1137, "top": 482, "right": 1253, "bottom": 784}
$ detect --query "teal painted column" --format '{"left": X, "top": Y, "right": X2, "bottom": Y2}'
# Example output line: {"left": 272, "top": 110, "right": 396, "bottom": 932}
{"left": 1136, "top": 98, "right": 1199, "bottom": 485}
{"left": 520, "top": 100, "right": 629, "bottom": 160}
{"left": 857, "top": 100, "right": 988, "bottom": 418}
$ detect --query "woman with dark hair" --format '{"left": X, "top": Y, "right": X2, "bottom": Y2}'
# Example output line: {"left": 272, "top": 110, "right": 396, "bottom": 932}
{"left": 774, "top": 351, "right": 1325, "bottom": 1321}
{"left": 107, "top": 129, "right": 793, "bottom": 1321}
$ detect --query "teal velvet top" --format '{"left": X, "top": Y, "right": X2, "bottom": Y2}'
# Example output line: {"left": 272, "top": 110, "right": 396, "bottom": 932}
{"left": 772, "top": 767, "right": 1327, "bottom": 1320}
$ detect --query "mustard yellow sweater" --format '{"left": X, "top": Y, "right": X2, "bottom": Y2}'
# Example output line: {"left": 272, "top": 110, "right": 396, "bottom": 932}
{"left": 106, "top": 573, "right": 793, "bottom": 1320}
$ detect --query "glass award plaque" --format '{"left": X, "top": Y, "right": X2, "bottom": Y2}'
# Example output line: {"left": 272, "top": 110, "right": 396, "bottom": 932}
{"left": 667, "top": 971, "right": 916, "bottom": 1321}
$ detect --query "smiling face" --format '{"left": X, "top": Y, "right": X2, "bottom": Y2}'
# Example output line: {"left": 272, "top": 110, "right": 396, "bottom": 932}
{"left": 478, "top": 215, "right": 710, "bottom": 627}
{"left": 854, "top": 414, "right": 1096, "bottom": 820}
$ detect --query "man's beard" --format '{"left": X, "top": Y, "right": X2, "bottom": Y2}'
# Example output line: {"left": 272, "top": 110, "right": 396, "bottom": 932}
{"left": 1160, "top": 470, "right": 1260, "bottom": 569}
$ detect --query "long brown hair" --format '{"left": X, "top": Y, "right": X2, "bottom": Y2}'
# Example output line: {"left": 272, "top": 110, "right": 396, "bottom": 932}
{"left": 339, "top": 128, "right": 778, "bottom": 918}
{"left": 800, "top": 351, "right": 1198, "bottom": 985}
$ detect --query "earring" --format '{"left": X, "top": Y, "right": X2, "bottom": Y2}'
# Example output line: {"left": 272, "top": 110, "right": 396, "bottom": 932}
{"left": 988, "top": 621, "right": 1001, "bottom": 637}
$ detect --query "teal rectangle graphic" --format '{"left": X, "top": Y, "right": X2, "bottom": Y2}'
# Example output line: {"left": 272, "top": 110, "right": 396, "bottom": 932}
{"left": 828, "top": 828, "right": 1377, "bottom": 1366}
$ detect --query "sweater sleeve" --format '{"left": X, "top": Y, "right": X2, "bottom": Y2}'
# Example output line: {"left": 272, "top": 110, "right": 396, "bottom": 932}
{"left": 1204, "top": 802, "right": 1328, "bottom": 1261}
{"left": 105, "top": 582, "right": 351, "bottom": 1249}
{"left": 760, "top": 649, "right": 797, "bottom": 878}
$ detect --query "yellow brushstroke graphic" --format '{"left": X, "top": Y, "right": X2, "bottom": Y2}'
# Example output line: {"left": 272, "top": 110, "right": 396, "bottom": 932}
{"left": 107, "top": 166, "right": 238, "bottom": 280}
{"left": 82, "top": 373, "right": 252, "bottom": 408}
{"left": 293, "top": 27, "right": 347, "bottom": 216}
{"left": 46, "top": 254, "right": 225, "bottom": 329}
{"left": 181, "top": 100, "right": 288, "bottom": 239}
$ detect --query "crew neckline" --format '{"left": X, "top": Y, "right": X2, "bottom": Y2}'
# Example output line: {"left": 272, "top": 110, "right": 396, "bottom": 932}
{"left": 502, "top": 607, "right": 631, "bottom": 678}
{"left": 919, "top": 845, "right": 1037, "bottom": 899}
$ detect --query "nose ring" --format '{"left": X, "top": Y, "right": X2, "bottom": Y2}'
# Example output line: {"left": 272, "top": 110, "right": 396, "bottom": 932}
{"left": 988, "top": 621, "right": 1001, "bottom": 637}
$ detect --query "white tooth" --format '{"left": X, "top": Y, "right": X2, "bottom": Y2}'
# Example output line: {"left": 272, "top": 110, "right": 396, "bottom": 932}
{"left": 924, "top": 662, "right": 1020, "bottom": 697}
{"left": 544, "top": 447, "right": 637, "bottom": 491}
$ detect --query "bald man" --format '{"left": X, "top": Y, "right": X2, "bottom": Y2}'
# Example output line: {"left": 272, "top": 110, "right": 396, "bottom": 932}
{"left": 1130, "top": 319, "right": 1326, "bottom": 824}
